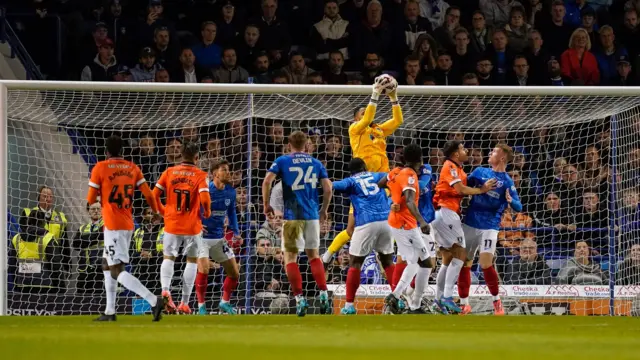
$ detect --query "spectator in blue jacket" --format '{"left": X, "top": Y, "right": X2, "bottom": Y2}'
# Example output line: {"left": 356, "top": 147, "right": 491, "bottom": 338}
{"left": 594, "top": 25, "right": 628, "bottom": 85}
{"left": 564, "top": 0, "right": 594, "bottom": 28}
{"left": 192, "top": 21, "right": 222, "bottom": 69}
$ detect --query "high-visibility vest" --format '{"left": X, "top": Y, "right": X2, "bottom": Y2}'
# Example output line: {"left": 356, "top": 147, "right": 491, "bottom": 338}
{"left": 133, "top": 226, "right": 164, "bottom": 253}
{"left": 23, "top": 207, "right": 68, "bottom": 239}
{"left": 11, "top": 232, "right": 57, "bottom": 289}
{"left": 77, "top": 219, "right": 104, "bottom": 273}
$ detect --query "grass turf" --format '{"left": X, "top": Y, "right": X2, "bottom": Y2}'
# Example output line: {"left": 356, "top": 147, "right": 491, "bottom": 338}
{"left": 1, "top": 315, "right": 639, "bottom": 359}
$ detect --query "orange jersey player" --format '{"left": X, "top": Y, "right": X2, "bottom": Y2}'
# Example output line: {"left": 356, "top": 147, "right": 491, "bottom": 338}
{"left": 430, "top": 140, "right": 496, "bottom": 314}
{"left": 87, "top": 135, "right": 163, "bottom": 322}
{"left": 152, "top": 141, "right": 211, "bottom": 315}
{"left": 379, "top": 144, "right": 433, "bottom": 314}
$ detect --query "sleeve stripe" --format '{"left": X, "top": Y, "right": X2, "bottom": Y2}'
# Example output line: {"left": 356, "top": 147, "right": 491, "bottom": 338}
{"left": 155, "top": 183, "right": 165, "bottom": 191}
{"left": 449, "top": 179, "right": 462, "bottom": 186}
{"left": 136, "top": 178, "right": 146, "bottom": 187}
{"left": 88, "top": 182, "right": 100, "bottom": 189}
{"left": 199, "top": 188, "right": 209, "bottom": 193}
{"left": 402, "top": 187, "right": 416, "bottom": 192}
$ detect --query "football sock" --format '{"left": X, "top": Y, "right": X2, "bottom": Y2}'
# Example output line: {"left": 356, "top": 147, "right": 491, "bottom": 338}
{"left": 444, "top": 258, "right": 464, "bottom": 298}
{"left": 103, "top": 271, "right": 117, "bottom": 315}
{"left": 160, "top": 259, "right": 174, "bottom": 292}
{"left": 195, "top": 271, "right": 208, "bottom": 306}
{"left": 393, "top": 263, "right": 418, "bottom": 298}
{"left": 482, "top": 265, "right": 501, "bottom": 301}
{"left": 181, "top": 262, "right": 197, "bottom": 304}
{"left": 309, "top": 258, "right": 328, "bottom": 291}
{"left": 285, "top": 263, "right": 303, "bottom": 296}
{"left": 222, "top": 277, "right": 239, "bottom": 303}
{"left": 383, "top": 264, "right": 395, "bottom": 289}
{"left": 410, "top": 267, "right": 432, "bottom": 310}
{"left": 458, "top": 266, "right": 472, "bottom": 305}
{"left": 345, "top": 267, "right": 361, "bottom": 303}
{"left": 436, "top": 264, "right": 448, "bottom": 299}
{"left": 117, "top": 271, "right": 157, "bottom": 307}
{"left": 392, "top": 262, "right": 407, "bottom": 291}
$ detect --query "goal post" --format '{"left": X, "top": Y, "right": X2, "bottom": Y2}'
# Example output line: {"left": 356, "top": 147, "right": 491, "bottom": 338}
{"left": 1, "top": 81, "right": 639, "bottom": 317}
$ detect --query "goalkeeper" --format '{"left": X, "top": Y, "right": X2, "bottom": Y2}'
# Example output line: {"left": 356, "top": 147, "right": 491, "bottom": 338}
{"left": 322, "top": 75, "right": 403, "bottom": 265}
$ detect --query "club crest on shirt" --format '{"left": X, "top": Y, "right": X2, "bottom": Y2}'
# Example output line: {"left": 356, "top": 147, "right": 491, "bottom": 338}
{"left": 496, "top": 180, "right": 504, "bottom": 188}
{"left": 408, "top": 176, "right": 416, "bottom": 185}
{"left": 225, "top": 199, "right": 230, "bottom": 206}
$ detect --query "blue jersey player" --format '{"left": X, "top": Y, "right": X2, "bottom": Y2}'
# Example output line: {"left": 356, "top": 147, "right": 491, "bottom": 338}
{"left": 197, "top": 159, "right": 241, "bottom": 316}
{"left": 459, "top": 144, "right": 522, "bottom": 316}
{"left": 332, "top": 158, "right": 395, "bottom": 315}
{"left": 262, "top": 131, "right": 333, "bottom": 317}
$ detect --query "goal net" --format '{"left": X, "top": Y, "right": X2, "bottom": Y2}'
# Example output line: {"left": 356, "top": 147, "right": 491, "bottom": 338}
{"left": 2, "top": 82, "right": 639, "bottom": 316}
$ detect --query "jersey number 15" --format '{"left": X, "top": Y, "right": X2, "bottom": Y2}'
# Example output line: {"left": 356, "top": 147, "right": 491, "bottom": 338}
{"left": 356, "top": 176, "right": 380, "bottom": 196}
{"left": 291, "top": 166, "right": 318, "bottom": 190}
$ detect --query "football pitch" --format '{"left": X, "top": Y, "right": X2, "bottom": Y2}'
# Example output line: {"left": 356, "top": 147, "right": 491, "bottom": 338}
{"left": 1, "top": 316, "right": 639, "bottom": 359}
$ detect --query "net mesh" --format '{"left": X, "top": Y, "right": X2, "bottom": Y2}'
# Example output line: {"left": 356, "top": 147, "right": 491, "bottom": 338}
{"left": 5, "top": 86, "right": 640, "bottom": 316}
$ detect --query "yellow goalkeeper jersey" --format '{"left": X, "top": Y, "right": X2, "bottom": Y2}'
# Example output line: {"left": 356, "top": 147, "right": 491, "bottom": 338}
{"left": 349, "top": 103, "right": 403, "bottom": 172}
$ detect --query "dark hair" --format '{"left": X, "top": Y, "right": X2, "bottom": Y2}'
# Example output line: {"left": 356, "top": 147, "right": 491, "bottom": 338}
{"left": 445, "top": 5, "right": 461, "bottom": 15}
{"left": 353, "top": 106, "right": 365, "bottom": 118}
{"left": 37, "top": 185, "right": 52, "bottom": 200}
{"left": 437, "top": 51, "right": 451, "bottom": 59}
{"left": 271, "top": 70, "right": 289, "bottom": 82}
{"left": 181, "top": 141, "right": 200, "bottom": 161}
{"left": 289, "top": 51, "right": 303, "bottom": 61}
{"left": 289, "top": 131, "right": 308, "bottom": 150}
{"left": 105, "top": 135, "right": 123, "bottom": 157}
{"left": 329, "top": 50, "right": 344, "bottom": 60}
{"left": 349, "top": 158, "right": 367, "bottom": 174}
{"left": 514, "top": 54, "right": 528, "bottom": 64}
{"left": 443, "top": 140, "right": 463, "bottom": 158}
{"left": 403, "top": 143, "right": 422, "bottom": 164}
{"left": 201, "top": 21, "right": 216, "bottom": 31}
{"left": 210, "top": 158, "right": 230, "bottom": 173}
{"left": 404, "top": 54, "right": 420, "bottom": 64}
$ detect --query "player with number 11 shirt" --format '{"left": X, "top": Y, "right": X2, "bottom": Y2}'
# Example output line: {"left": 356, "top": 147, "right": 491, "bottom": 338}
{"left": 153, "top": 142, "right": 211, "bottom": 315}
{"left": 88, "top": 135, "right": 163, "bottom": 322}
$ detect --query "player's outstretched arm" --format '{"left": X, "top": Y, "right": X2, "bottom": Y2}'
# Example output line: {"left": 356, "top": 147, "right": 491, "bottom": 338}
{"left": 332, "top": 179, "right": 349, "bottom": 193}
{"left": 262, "top": 171, "right": 277, "bottom": 216}
{"left": 320, "top": 178, "right": 333, "bottom": 222}
{"left": 452, "top": 178, "right": 497, "bottom": 196}
{"left": 506, "top": 185, "right": 523, "bottom": 212}
{"left": 379, "top": 88, "right": 404, "bottom": 136}
{"left": 350, "top": 82, "right": 385, "bottom": 136}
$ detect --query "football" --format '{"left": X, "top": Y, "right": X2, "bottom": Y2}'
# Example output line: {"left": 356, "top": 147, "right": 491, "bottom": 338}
{"left": 374, "top": 74, "right": 398, "bottom": 95}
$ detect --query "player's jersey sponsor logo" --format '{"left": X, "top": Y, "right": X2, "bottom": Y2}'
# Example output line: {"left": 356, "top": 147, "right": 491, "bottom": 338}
{"left": 616, "top": 286, "right": 640, "bottom": 297}
{"left": 545, "top": 285, "right": 580, "bottom": 297}
{"left": 408, "top": 176, "right": 415, "bottom": 185}
{"left": 225, "top": 199, "right": 230, "bottom": 206}
{"left": 450, "top": 167, "right": 458, "bottom": 178}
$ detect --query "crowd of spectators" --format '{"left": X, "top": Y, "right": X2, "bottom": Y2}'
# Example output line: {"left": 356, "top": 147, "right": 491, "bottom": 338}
{"left": 8, "top": 0, "right": 640, "bottom": 85}
{"left": 5, "top": 0, "right": 640, "bottom": 302}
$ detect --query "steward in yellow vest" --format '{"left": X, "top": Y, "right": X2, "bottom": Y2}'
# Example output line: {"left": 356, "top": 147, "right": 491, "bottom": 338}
{"left": 72, "top": 202, "right": 105, "bottom": 294}
{"left": 132, "top": 210, "right": 164, "bottom": 293}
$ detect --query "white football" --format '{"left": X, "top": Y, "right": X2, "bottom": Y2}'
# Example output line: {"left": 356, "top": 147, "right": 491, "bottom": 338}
{"left": 375, "top": 74, "right": 398, "bottom": 95}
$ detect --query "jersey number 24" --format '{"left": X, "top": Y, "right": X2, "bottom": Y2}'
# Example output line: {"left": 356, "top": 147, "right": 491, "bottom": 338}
{"left": 290, "top": 166, "right": 318, "bottom": 190}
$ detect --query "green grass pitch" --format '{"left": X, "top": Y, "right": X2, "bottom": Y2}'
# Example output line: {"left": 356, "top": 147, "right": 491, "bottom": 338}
{"left": 1, "top": 316, "right": 639, "bottom": 359}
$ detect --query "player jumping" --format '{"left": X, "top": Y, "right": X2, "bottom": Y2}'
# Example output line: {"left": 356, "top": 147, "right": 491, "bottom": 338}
{"left": 333, "top": 158, "right": 395, "bottom": 315}
{"left": 88, "top": 135, "right": 163, "bottom": 321}
{"left": 431, "top": 140, "right": 496, "bottom": 314}
{"left": 153, "top": 142, "right": 211, "bottom": 315}
{"left": 458, "top": 144, "right": 521, "bottom": 315}
{"left": 321, "top": 75, "right": 403, "bottom": 266}
{"left": 262, "top": 131, "right": 333, "bottom": 317}
{"left": 196, "top": 159, "right": 242, "bottom": 315}
{"left": 380, "top": 144, "right": 433, "bottom": 314}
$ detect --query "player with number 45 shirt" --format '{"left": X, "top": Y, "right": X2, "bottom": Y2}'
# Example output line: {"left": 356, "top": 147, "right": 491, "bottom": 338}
{"left": 153, "top": 142, "right": 211, "bottom": 315}
{"left": 458, "top": 144, "right": 522, "bottom": 316}
{"left": 262, "top": 131, "right": 333, "bottom": 317}
{"left": 88, "top": 135, "right": 163, "bottom": 322}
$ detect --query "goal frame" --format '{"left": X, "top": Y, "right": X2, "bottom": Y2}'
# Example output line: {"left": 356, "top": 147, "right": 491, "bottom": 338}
{"left": 1, "top": 80, "right": 638, "bottom": 317}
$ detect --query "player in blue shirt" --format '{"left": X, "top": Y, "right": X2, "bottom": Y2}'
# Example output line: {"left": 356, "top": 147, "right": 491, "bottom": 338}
{"left": 332, "top": 158, "right": 395, "bottom": 315}
{"left": 262, "top": 131, "right": 333, "bottom": 317}
{"left": 196, "top": 159, "right": 242, "bottom": 316}
{"left": 459, "top": 144, "right": 522, "bottom": 316}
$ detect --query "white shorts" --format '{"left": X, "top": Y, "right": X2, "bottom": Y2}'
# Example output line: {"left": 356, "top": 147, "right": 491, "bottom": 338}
{"left": 349, "top": 221, "right": 394, "bottom": 257}
{"left": 198, "top": 238, "right": 235, "bottom": 263}
{"left": 103, "top": 228, "right": 133, "bottom": 266}
{"left": 163, "top": 232, "right": 201, "bottom": 258}
{"left": 432, "top": 208, "right": 466, "bottom": 249}
{"left": 422, "top": 232, "right": 438, "bottom": 257}
{"left": 462, "top": 224, "right": 499, "bottom": 260}
{"left": 391, "top": 227, "right": 431, "bottom": 264}
{"left": 281, "top": 219, "right": 320, "bottom": 252}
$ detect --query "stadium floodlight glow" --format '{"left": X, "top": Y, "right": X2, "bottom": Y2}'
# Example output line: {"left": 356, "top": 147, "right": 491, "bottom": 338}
{"left": 1, "top": 81, "right": 639, "bottom": 317}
